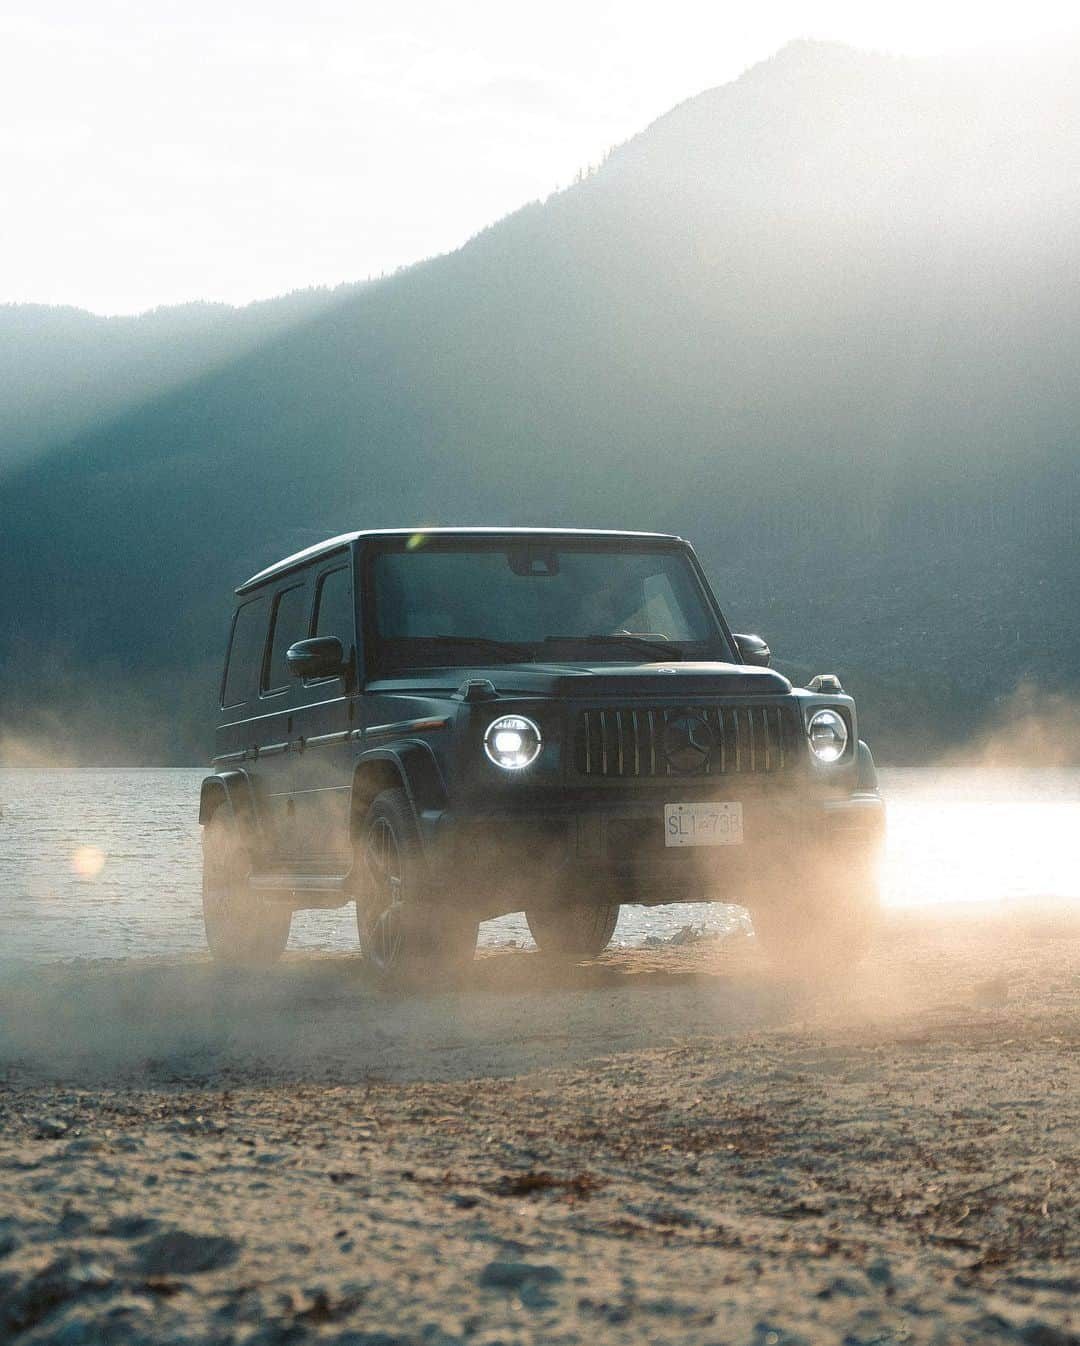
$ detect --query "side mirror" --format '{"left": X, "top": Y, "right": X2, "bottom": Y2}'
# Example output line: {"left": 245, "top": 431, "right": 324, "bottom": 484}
{"left": 733, "top": 633, "right": 771, "bottom": 668}
{"left": 286, "top": 636, "right": 346, "bottom": 680}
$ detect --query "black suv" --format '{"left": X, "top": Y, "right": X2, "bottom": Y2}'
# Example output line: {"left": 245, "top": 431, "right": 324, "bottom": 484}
{"left": 200, "top": 528, "right": 884, "bottom": 975}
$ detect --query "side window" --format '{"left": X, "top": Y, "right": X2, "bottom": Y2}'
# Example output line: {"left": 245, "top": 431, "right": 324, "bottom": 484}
{"left": 221, "top": 595, "right": 270, "bottom": 708}
{"left": 262, "top": 584, "right": 307, "bottom": 694}
{"left": 311, "top": 567, "right": 354, "bottom": 655}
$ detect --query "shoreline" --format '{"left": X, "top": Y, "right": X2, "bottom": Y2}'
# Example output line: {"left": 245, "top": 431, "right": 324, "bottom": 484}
{"left": 1, "top": 901, "right": 1077, "bottom": 1344}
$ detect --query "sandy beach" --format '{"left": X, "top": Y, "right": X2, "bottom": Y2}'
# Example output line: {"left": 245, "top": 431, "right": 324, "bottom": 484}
{"left": 1, "top": 901, "right": 1077, "bottom": 1345}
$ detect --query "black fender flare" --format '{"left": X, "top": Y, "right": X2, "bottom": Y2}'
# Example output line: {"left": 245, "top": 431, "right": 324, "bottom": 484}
{"left": 198, "top": 770, "right": 262, "bottom": 842}
{"left": 349, "top": 744, "right": 448, "bottom": 841}
{"left": 855, "top": 740, "right": 879, "bottom": 794}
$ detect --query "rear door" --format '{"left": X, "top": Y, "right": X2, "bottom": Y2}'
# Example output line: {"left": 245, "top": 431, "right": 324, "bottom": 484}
{"left": 256, "top": 579, "right": 310, "bottom": 858}
{"left": 289, "top": 557, "right": 359, "bottom": 865}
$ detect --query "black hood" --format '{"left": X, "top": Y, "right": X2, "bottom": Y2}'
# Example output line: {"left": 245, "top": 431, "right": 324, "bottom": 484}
{"left": 490, "top": 661, "right": 792, "bottom": 698}
{"left": 370, "top": 661, "right": 792, "bottom": 699}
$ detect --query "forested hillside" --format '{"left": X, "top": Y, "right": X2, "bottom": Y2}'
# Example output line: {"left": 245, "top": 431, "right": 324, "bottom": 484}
{"left": 0, "top": 287, "right": 354, "bottom": 470}
{"left": 2, "top": 40, "right": 1078, "bottom": 763}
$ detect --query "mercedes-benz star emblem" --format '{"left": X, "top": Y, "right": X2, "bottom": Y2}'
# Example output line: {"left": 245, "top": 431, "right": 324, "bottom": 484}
{"left": 663, "top": 713, "right": 714, "bottom": 774}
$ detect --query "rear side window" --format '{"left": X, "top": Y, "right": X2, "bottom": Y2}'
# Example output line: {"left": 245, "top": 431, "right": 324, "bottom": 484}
{"left": 222, "top": 595, "right": 270, "bottom": 708}
{"left": 262, "top": 584, "right": 307, "bottom": 694}
{"left": 312, "top": 567, "right": 354, "bottom": 650}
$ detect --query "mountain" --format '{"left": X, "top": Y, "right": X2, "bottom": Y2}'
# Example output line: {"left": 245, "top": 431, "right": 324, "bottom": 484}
{"left": 2, "top": 40, "right": 1078, "bottom": 765}
{"left": 0, "top": 287, "right": 356, "bottom": 472}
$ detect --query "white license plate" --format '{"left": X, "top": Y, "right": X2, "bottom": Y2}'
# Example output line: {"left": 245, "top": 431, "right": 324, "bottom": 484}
{"left": 664, "top": 801, "right": 743, "bottom": 847}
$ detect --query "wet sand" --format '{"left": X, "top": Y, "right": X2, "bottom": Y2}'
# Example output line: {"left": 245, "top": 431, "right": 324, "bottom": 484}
{"left": 1, "top": 901, "right": 1077, "bottom": 1345}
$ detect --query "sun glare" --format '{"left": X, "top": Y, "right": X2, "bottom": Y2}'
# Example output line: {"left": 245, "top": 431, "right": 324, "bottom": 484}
{"left": 883, "top": 799, "right": 1080, "bottom": 907}
{"left": 71, "top": 844, "right": 107, "bottom": 879}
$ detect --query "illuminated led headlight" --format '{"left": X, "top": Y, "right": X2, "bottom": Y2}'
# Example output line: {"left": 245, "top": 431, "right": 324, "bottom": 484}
{"left": 484, "top": 715, "right": 542, "bottom": 770}
{"left": 807, "top": 708, "right": 849, "bottom": 763}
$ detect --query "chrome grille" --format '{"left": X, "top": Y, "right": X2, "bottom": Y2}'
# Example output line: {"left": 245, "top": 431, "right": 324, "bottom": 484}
{"left": 574, "top": 703, "right": 799, "bottom": 778}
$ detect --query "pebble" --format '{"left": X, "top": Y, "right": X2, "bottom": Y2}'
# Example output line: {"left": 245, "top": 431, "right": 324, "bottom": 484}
{"left": 815, "top": 1275, "right": 865, "bottom": 1299}
{"left": 104, "top": 1215, "right": 160, "bottom": 1241}
{"left": 132, "top": 1230, "right": 241, "bottom": 1276}
{"left": 752, "top": 1323, "right": 810, "bottom": 1346}
{"left": 64, "top": 1138, "right": 102, "bottom": 1156}
{"left": 333, "top": 1333, "right": 409, "bottom": 1346}
{"left": 57, "top": 1207, "right": 91, "bottom": 1236}
{"left": 32, "top": 1116, "right": 70, "bottom": 1140}
{"left": 669, "top": 925, "right": 703, "bottom": 946}
{"left": 866, "top": 1257, "right": 893, "bottom": 1287}
{"left": 477, "top": 1261, "right": 564, "bottom": 1291}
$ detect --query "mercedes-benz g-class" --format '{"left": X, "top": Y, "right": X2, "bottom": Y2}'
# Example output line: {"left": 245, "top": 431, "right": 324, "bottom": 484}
{"left": 199, "top": 528, "right": 884, "bottom": 976}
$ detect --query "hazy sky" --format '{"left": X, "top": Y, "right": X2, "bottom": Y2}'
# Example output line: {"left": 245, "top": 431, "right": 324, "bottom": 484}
{"left": 3, "top": 0, "right": 1078, "bottom": 314}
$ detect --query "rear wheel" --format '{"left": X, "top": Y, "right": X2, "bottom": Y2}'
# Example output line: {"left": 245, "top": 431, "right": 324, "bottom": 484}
{"left": 202, "top": 808, "right": 291, "bottom": 964}
{"left": 526, "top": 900, "right": 620, "bottom": 960}
{"left": 356, "top": 788, "right": 477, "bottom": 980}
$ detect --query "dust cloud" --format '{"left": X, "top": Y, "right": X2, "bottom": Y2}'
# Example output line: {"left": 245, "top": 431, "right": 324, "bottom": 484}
{"left": 0, "top": 729, "right": 78, "bottom": 770}
{"left": 1, "top": 697, "right": 1077, "bottom": 1080}
{"left": 3, "top": 897, "right": 1076, "bottom": 1084}
{"left": 942, "top": 682, "right": 1080, "bottom": 768}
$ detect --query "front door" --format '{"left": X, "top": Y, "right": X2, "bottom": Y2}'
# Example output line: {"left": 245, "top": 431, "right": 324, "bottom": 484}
{"left": 289, "top": 560, "right": 358, "bottom": 867}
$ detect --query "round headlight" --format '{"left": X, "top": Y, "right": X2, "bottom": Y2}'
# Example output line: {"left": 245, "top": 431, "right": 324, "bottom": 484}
{"left": 484, "top": 715, "right": 542, "bottom": 770}
{"left": 807, "top": 708, "right": 849, "bottom": 763}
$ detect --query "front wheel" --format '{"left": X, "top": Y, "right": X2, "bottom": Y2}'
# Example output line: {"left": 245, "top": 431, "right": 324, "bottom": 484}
{"left": 202, "top": 809, "right": 291, "bottom": 964}
{"left": 526, "top": 900, "right": 620, "bottom": 960}
{"left": 356, "top": 788, "right": 477, "bottom": 980}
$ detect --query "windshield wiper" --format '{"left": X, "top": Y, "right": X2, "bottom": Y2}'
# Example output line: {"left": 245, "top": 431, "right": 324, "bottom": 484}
{"left": 544, "top": 634, "right": 683, "bottom": 660}
{"left": 404, "top": 635, "right": 535, "bottom": 663}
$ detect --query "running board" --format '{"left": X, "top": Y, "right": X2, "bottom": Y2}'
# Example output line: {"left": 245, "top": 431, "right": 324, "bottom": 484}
{"left": 249, "top": 872, "right": 353, "bottom": 907}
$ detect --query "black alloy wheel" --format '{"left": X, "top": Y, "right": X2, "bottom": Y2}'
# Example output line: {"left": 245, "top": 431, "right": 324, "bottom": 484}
{"left": 356, "top": 788, "right": 477, "bottom": 980}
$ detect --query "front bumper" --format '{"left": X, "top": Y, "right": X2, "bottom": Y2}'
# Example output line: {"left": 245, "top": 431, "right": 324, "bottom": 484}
{"left": 425, "top": 787, "right": 885, "bottom": 912}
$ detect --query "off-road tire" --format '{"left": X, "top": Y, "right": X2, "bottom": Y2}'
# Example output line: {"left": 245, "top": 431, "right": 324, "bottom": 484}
{"left": 202, "top": 808, "right": 291, "bottom": 964}
{"left": 356, "top": 788, "right": 477, "bottom": 980}
{"left": 526, "top": 900, "right": 620, "bottom": 959}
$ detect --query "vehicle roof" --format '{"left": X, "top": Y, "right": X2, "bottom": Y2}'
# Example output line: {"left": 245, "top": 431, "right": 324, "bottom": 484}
{"left": 236, "top": 526, "right": 686, "bottom": 594}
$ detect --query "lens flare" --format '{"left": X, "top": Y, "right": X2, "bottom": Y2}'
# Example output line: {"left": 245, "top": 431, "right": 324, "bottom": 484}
{"left": 71, "top": 845, "right": 106, "bottom": 878}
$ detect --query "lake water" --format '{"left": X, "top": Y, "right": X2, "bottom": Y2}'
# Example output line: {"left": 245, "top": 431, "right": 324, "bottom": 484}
{"left": 1, "top": 767, "right": 1078, "bottom": 966}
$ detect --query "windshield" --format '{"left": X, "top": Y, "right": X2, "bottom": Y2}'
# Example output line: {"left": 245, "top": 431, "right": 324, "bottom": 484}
{"left": 368, "top": 540, "right": 731, "bottom": 669}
